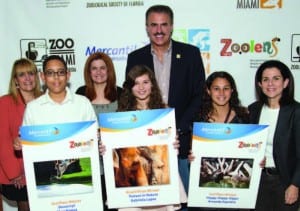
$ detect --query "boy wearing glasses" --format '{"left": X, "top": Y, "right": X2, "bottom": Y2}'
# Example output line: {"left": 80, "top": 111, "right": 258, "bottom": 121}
{"left": 13, "top": 55, "right": 98, "bottom": 207}
{"left": 22, "top": 55, "right": 96, "bottom": 125}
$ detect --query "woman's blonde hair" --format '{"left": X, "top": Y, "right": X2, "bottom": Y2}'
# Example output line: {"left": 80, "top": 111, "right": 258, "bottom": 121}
{"left": 8, "top": 58, "right": 42, "bottom": 103}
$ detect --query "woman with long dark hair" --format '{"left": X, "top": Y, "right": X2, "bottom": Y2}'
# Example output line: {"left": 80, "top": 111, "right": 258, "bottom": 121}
{"left": 191, "top": 71, "right": 249, "bottom": 211}
{"left": 196, "top": 71, "right": 248, "bottom": 124}
{"left": 117, "top": 65, "right": 186, "bottom": 211}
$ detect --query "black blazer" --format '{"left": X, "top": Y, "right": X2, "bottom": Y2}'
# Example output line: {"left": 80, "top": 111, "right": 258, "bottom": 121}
{"left": 126, "top": 40, "right": 206, "bottom": 157}
{"left": 248, "top": 101, "right": 300, "bottom": 188}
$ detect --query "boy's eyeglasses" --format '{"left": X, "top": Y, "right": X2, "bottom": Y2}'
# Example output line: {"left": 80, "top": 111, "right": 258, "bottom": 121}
{"left": 44, "top": 70, "right": 67, "bottom": 77}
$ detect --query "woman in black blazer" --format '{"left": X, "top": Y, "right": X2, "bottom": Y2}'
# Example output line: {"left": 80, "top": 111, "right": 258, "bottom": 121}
{"left": 248, "top": 60, "right": 300, "bottom": 211}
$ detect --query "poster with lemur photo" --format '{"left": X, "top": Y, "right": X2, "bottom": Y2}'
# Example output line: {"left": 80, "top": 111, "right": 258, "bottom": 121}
{"left": 99, "top": 108, "right": 180, "bottom": 209}
{"left": 188, "top": 122, "right": 269, "bottom": 209}
{"left": 20, "top": 121, "right": 103, "bottom": 211}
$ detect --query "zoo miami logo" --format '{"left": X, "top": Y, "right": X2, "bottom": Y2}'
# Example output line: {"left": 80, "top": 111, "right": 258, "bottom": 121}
{"left": 291, "top": 34, "right": 300, "bottom": 70}
{"left": 20, "top": 38, "right": 76, "bottom": 72}
{"left": 20, "top": 39, "right": 47, "bottom": 68}
{"left": 236, "top": 0, "right": 282, "bottom": 9}
{"left": 48, "top": 38, "right": 76, "bottom": 72}
{"left": 220, "top": 37, "right": 280, "bottom": 57}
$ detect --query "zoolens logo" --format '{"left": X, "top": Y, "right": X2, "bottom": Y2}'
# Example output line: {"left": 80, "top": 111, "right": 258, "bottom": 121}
{"left": 147, "top": 127, "right": 172, "bottom": 139}
{"left": 220, "top": 37, "right": 280, "bottom": 57}
{"left": 69, "top": 139, "right": 94, "bottom": 149}
{"left": 238, "top": 141, "right": 263, "bottom": 149}
{"left": 236, "top": 0, "right": 282, "bottom": 9}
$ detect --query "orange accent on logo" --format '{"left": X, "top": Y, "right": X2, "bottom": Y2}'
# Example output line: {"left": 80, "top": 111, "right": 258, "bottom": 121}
{"left": 260, "top": 0, "right": 282, "bottom": 9}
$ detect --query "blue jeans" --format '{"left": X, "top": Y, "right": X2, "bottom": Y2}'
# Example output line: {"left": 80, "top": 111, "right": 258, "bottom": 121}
{"left": 178, "top": 158, "right": 190, "bottom": 194}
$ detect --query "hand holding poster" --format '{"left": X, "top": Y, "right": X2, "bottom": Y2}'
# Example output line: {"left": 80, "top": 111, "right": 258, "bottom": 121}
{"left": 99, "top": 108, "right": 180, "bottom": 209}
{"left": 20, "top": 121, "right": 103, "bottom": 211}
{"left": 188, "top": 123, "right": 268, "bottom": 209}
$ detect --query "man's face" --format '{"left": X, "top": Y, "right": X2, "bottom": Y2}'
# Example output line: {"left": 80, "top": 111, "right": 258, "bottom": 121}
{"left": 41, "top": 59, "right": 70, "bottom": 96}
{"left": 146, "top": 12, "right": 173, "bottom": 49}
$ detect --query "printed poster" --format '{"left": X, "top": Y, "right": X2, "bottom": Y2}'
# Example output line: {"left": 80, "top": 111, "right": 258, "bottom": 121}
{"left": 99, "top": 108, "right": 180, "bottom": 209}
{"left": 188, "top": 123, "right": 268, "bottom": 209}
{"left": 20, "top": 121, "right": 103, "bottom": 211}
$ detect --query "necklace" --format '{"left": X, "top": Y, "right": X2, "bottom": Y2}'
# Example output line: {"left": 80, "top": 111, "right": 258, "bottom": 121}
{"left": 224, "top": 107, "right": 232, "bottom": 123}
{"left": 209, "top": 107, "right": 232, "bottom": 123}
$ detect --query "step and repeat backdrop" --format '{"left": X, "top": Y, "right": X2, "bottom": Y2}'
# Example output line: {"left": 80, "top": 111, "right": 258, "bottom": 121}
{"left": 1, "top": 0, "right": 299, "bottom": 105}
{"left": 0, "top": 0, "right": 299, "bottom": 210}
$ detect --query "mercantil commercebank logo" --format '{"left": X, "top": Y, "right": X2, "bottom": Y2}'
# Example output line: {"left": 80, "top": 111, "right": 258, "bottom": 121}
{"left": 107, "top": 114, "right": 138, "bottom": 124}
{"left": 85, "top": 43, "right": 140, "bottom": 61}
{"left": 131, "top": 114, "right": 138, "bottom": 122}
{"left": 28, "top": 127, "right": 60, "bottom": 138}
{"left": 201, "top": 127, "right": 232, "bottom": 135}
{"left": 52, "top": 127, "right": 60, "bottom": 135}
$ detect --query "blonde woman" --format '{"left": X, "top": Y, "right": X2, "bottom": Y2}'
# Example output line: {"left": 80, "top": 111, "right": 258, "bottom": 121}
{"left": 0, "top": 58, "right": 42, "bottom": 211}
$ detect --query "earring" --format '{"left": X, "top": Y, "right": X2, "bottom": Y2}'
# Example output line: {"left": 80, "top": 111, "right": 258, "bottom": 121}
{"left": 15, "top": 83, "right": 19, "bottom": 88}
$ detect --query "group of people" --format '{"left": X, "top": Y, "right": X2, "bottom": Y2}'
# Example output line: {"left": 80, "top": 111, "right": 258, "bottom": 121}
{"left": 0, "top": 4, "right": 299, "bottom": 211}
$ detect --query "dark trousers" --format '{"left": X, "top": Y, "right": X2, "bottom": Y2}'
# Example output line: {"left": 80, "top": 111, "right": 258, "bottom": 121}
{"left": 188, "top": 208, "right": 246, "bottom": 211}
{"left": 255, "top": 171, "right": 300, "bottom": 211}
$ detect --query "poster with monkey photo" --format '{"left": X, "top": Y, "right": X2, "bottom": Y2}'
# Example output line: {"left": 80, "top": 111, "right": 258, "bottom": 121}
{"left": 99, "top": 108, "right": 180, "bottom": 209}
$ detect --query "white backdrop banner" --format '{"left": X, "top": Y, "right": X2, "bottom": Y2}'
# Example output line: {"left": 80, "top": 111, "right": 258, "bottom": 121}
{"left": 1, "top": 0, "right": 300, "bottom": 105}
